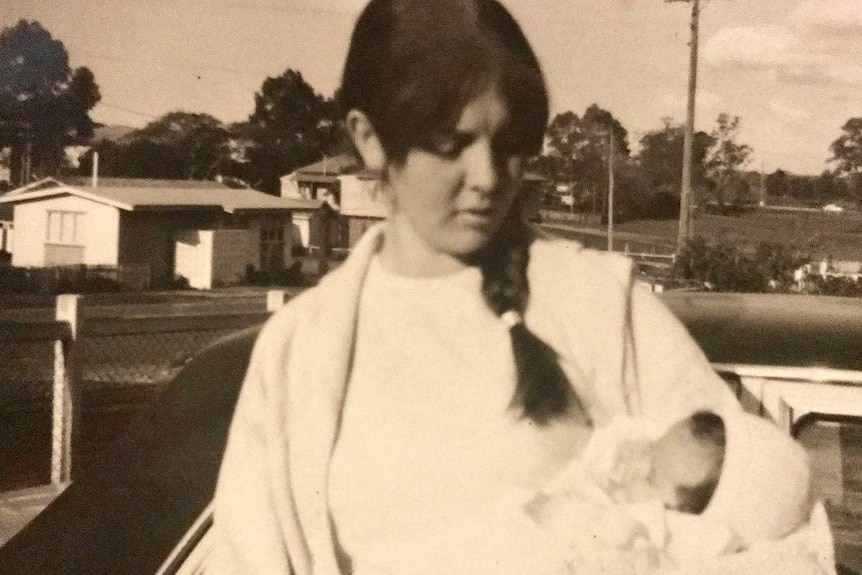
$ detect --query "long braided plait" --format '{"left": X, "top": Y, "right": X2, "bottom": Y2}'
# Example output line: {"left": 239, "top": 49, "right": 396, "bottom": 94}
{"left": 477, "top": 216, "right": 582, "bottom": 425}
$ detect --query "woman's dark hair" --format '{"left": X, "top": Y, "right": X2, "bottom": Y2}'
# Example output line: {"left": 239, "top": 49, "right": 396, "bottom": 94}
{"left": 341, "top": 0, "right": 576, "bottom": 424}
{"left": 475, "top": 210, "right": 582, "bottom": 424}
{"left": 340, "top": 0, "right": 548, "bottom": 164}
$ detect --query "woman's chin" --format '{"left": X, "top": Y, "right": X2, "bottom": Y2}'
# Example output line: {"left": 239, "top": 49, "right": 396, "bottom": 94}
{"left": 442, "top": 228, "right": 498, "bottom": 259}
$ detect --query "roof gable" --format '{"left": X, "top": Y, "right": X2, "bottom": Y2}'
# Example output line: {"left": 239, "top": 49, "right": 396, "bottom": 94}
{"left": 4, "top": 177, "right": 65, "bottom": 195}
{"left": 63, "top": 177, "right": 231, "bottom": 189}
{"left": 0, "top": 184, "right": 322, "bottom": 212}
{"left": 284, "top": 154, "right": 360, "bottom": 182}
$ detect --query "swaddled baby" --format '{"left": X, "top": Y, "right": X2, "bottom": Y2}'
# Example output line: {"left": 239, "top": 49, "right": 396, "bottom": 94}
{"left": 528, "top": 410, "right": 813, "bottom": 574}
{"left": 352, "top": 410, "right": 815, "bottom": 575}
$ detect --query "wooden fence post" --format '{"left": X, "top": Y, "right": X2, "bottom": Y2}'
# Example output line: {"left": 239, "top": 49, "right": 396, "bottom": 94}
{"left": 267, "top": 290, "right": 286, "bottom": 312}
{"left": 52, "top": 294, "right": 81, "bottom": 485}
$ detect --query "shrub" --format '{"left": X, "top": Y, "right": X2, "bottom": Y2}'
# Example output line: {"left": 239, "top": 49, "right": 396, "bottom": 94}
{"left": 243, "top": 261, "right": 303, "bottom": 287}
{"left": 808, "top": 276, "right": 862, "bottom": 297}
{"left": 0, "top": 267, "right": 41, "bottom": 293}
{"left": 0, "top": 266, "right": 127, "bottom": 294}
{"left": 170, "top": 275, "right": 191, "bottom": 290}
{"left": 673, "top": 237, "right": 809, "bottom": 293}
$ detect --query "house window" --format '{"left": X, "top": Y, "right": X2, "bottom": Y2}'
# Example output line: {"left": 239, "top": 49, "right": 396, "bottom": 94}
{"left": 46, "top": 211, "right": 84, "bottom": 245}
{"left": 45, "top": 210, "right": 85, "bottom": 265}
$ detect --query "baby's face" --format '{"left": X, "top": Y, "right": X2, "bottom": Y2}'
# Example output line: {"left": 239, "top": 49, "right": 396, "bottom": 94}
{"left": 642, "top": 417, "right": 724, "bottom": 511}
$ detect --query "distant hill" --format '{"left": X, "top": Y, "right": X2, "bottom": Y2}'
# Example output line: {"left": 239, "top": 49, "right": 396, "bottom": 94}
{"left": 91, "top": 125, "right": 137, "bottom": 144}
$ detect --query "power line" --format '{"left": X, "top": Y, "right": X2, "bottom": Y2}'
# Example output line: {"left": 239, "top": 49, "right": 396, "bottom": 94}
{"left": 96, "top": 101, "right": 160, "bottom": 120}
{"left": 163, "top": 0, "right": 359, "bottom": 18}
{"left": 78, "top": 50, "right": 268, "bottom": 80}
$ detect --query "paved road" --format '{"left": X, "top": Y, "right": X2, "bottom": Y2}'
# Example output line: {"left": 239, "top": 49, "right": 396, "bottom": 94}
{"left": 0, "top": 484, "right": 67, "bottom": 546}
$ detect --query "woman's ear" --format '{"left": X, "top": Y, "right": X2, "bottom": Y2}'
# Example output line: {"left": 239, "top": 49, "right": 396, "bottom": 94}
{"left": 346, "top": 109, "right": 386, "bottom": 170}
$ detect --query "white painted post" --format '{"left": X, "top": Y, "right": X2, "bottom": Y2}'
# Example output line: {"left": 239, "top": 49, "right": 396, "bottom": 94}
{"left": 267, "top": 290, "right": 286, "bottom": 312}
{"left": 52, "top": 294, "right": 81, "bottom": 485}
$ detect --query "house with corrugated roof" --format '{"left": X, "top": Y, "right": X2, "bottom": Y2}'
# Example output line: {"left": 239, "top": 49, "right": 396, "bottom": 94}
{"left": 280, "top": 154, "right": 358, "bottom": 203}
{"left": 280, "top": 154, "right": 359, "bottom": 251}
{"left": 0, "top": 178, "right": 321, "bottom": 289}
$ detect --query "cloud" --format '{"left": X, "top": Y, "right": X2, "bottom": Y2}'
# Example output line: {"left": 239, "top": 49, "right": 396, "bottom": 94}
{"left": 792, "top": 0, "right": 862, "bottom": 36}
{"left": 777, "top": 63, "right": 862, "bottom": 88}
{"left": 704, "top": 22, "right": 862, "bottom": 88}
{"left": 768, "top": 100, "right": 812, "bottom": 123}
{"left": 656, "top": 89, "right": 722, "bottom": 122}
{"left": 293, "top": 0, "right": 367, "bottom": 14}
{"left": 829, "top": 65, "right": 862, "bottom": 87}
{"left": 776, "top": 65, "right": 837, "bottom": 87}
{"left": 703, "top": 26, "right": 801, "bottom": 70}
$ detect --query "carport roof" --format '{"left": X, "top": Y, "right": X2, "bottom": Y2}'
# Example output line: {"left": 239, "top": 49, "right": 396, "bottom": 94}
{"left": 0, "top": 184, "right": 323, "bottom": 212}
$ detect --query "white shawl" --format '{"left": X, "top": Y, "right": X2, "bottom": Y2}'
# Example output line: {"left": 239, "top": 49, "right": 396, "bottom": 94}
{"left": 208, "top": 224, "right": 833, "bottom": 575}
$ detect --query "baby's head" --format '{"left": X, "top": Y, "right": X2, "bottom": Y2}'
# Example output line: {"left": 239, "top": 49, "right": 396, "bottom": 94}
{"left": 650, "top": 410, "right": 813, "bottom": 545}
{"left": 649, "top": 410, "right": 726, "bottom": 514}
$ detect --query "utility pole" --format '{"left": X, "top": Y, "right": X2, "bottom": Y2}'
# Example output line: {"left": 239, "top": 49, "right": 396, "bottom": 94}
{"left": 669, "top": 0, "right": 701, "bottom": 252}
{"left": 607, "top": 133, "right": 615, "bottom": 252}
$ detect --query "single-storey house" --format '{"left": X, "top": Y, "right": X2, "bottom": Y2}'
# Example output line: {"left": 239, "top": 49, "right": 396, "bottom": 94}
{"left": 0, "top": 177, "right": 67, "bottom": 258}
{"left": 0, "top": 179, "right": 321, "bottom": 289}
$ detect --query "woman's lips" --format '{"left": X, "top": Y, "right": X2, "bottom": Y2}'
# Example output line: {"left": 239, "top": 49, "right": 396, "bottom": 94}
{"left": 457, "top": 208, "right": 496, "bottom": 227}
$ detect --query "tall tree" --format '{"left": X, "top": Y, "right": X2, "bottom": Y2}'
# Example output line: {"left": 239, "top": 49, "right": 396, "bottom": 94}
{"left": 539, "top": 104, "right": 630, "bottom": 211}
{"left": 765, "top": 169, "right": 790, "bottom": 198}
{"left": 637, "top": 117, "right": 713, "bottom": 201}
{"left": 239, "top": 69, "right": 340, "bottom": 193}
{"left": 705, "top": 113, "right": 752, "bottom": 207}
{"left": 79, "top": 112, "right": 234, "bottom": 180}
{"left": 830, "top": 118, "right": 862, "bottom": 175}
{"left": 0, "top": 20, "right": 100, "bottom": 181}
{"left": 132, "top": 112, "right": 232, "bottom": 179}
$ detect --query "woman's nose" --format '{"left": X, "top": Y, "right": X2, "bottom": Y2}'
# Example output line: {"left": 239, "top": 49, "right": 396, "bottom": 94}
{"left": 463, "top": 138, "right": 499, "bottom": 194}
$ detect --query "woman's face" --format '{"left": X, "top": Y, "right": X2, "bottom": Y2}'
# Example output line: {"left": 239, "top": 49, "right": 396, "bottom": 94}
{"left": 382, "top": 86, "right": 524, "bottom": 274}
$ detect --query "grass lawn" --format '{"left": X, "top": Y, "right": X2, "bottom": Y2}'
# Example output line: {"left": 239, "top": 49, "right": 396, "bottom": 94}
{"left": 566, "top": 209, "right": 862, "bottom": 261}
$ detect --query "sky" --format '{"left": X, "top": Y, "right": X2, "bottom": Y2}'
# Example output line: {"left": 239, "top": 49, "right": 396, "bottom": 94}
{"left": 2, "top": 0, "right": 861, "bottom": 175}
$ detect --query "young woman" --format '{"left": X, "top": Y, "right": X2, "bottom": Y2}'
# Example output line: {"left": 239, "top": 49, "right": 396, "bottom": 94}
{"left": 208, "top": 1, "right": 831, "bottom": 574}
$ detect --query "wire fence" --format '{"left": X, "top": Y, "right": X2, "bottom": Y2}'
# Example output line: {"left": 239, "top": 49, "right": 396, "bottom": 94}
{"left": 77, "top": 329, "right": 237, "bottom": 390}
{"left": 0, "top": 340, "right": 54, "bottom": 404}
{"left": 0, "top": 327, "right": 242, "bottom": 406}
{"left": 0, "top": 292, "right": 285, "bottom": 490}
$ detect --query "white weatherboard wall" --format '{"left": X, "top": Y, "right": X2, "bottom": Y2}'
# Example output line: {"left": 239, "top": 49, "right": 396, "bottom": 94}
{"left": 280, "top": 175, "right": 301, "bottom": 199}
{"left": 11, "top": 196, "right": 120, "bottom": 268}
{"left": 211, "top": 229, "right": 257, "bottom": 287}
{"left": 175, "top": 230, "right": 213, "bottom": 289}
{"left": 175, "top": 229, "right": 259, "bottom": 289}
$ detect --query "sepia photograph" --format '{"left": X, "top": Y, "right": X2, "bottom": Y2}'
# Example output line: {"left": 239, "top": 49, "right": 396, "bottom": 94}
{"left": 0, "top": 0, "right": 861, "bottom": 573}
